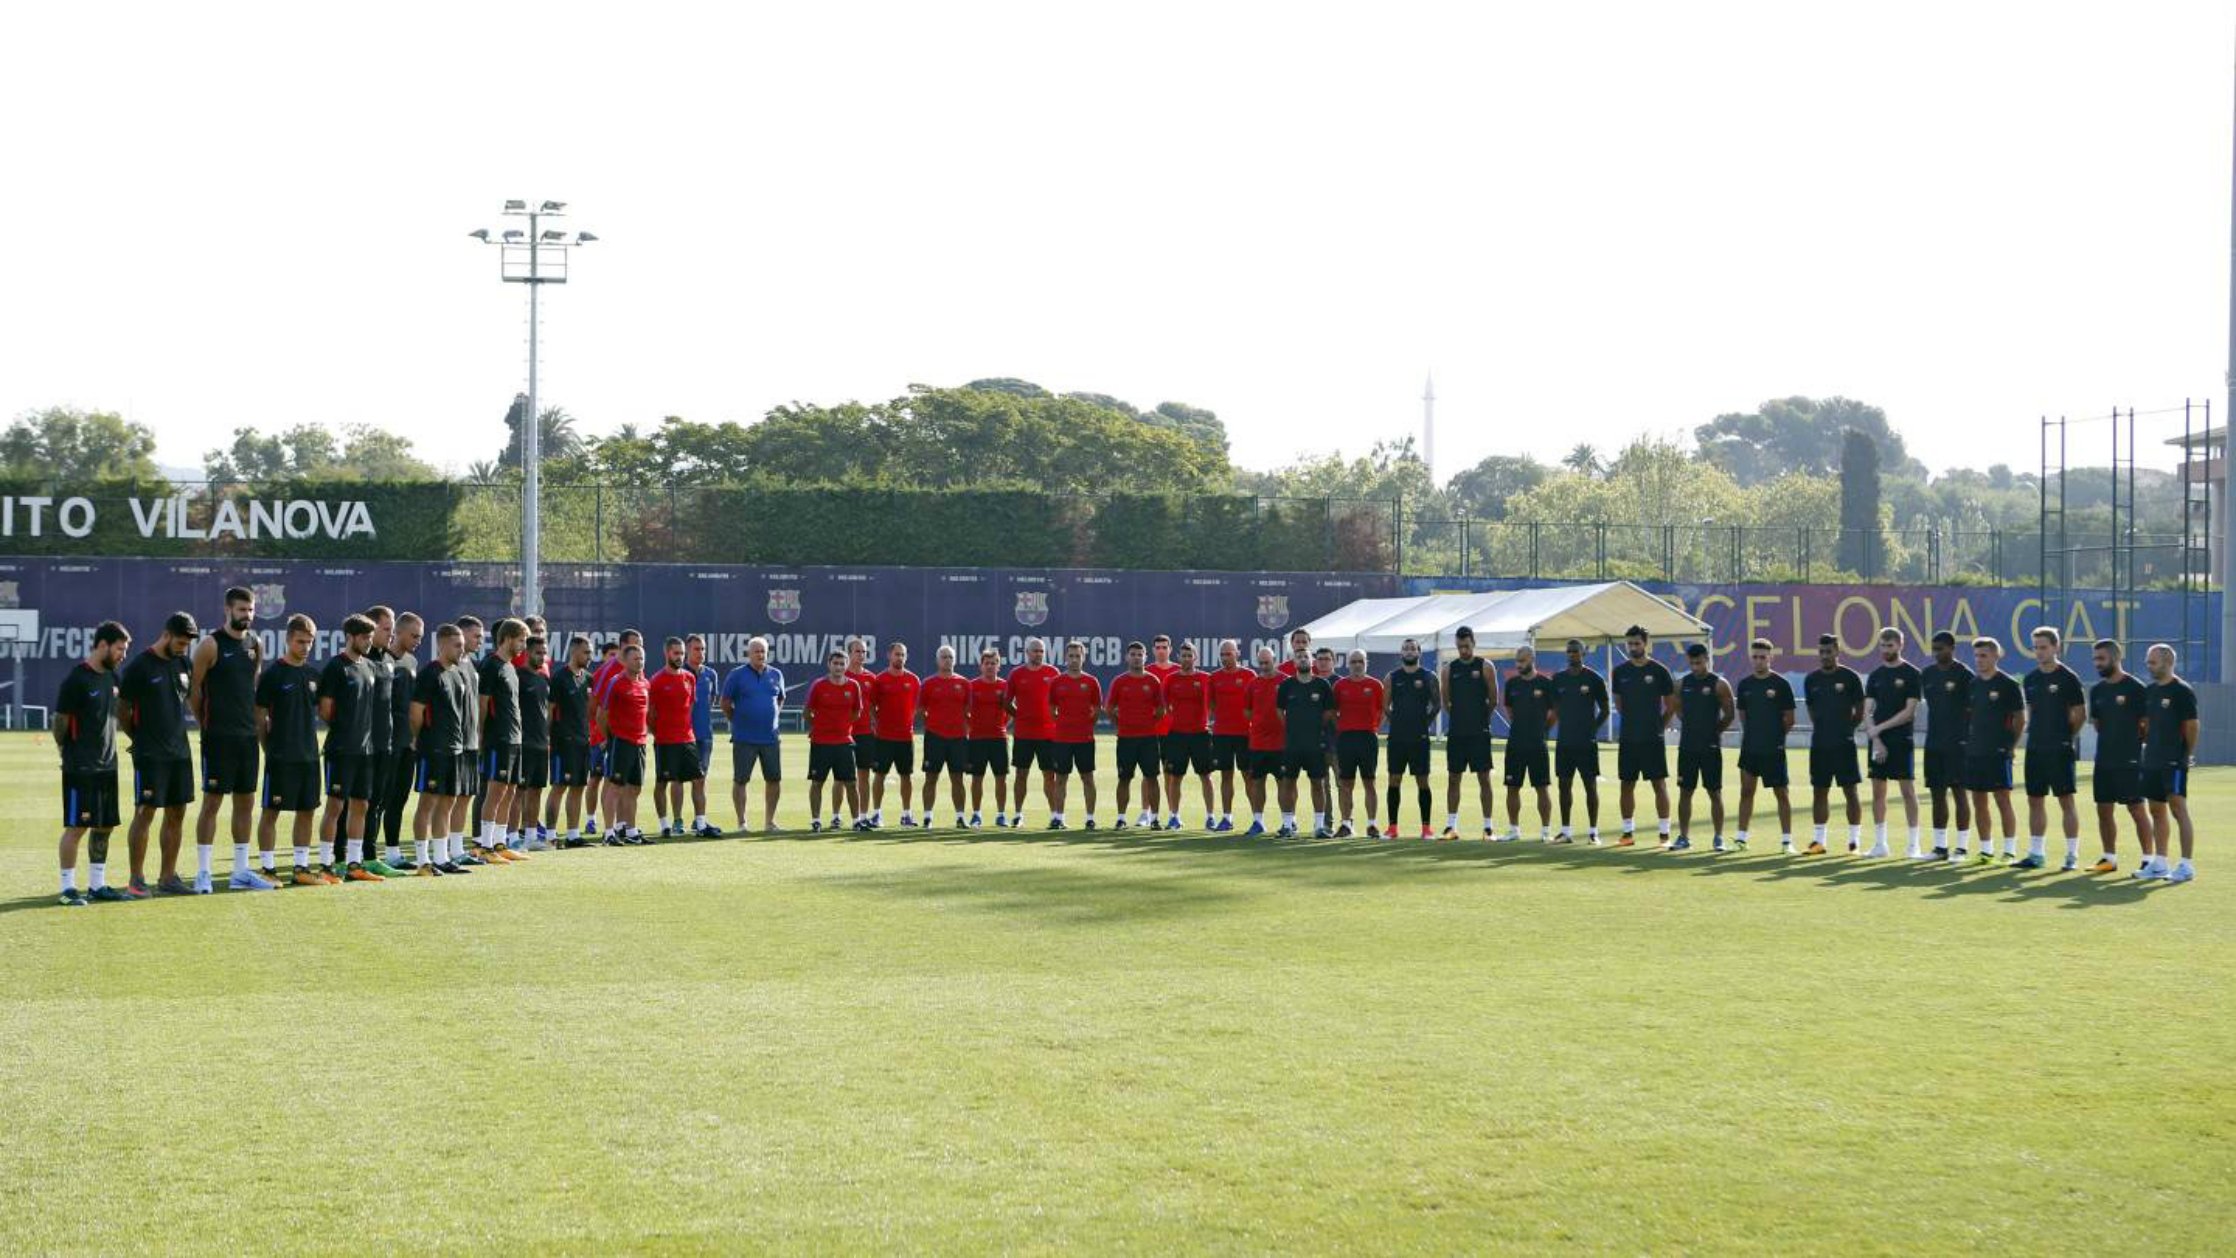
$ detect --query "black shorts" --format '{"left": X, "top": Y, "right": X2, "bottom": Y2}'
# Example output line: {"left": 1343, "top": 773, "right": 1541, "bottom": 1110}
{"left": 1446, "top": 732, "right": 1492, "bottom": 774}
{"left": 200, "top": 733, "right": 259, "bottom": 796}
{"left": 1116, "top": 736, "right": 1160, "bottom": 781}
{"left": 1012, "top": 737, "right": 1053, "bottom": 774}
{"left": 1676, "top": 744, "right": 1722, "bottom": 792}
{"left": 130, "top": 757, "right": 194, "bottom": 809}
{"left": 1868, "top": 739, "right": 1915, "bottom": 782}
{"left": 1279, "top": 747, "right": 1322, "bottom": 781}
{"left": 1737, "top": 747, "right": 1789, "bottom": 789}
{"left": 263, "top": 761, "right": 321, "bottom": 812}
{"left": 924, "top": 733, "right": 968, "bottom": 776}
{"left": 605, "top": 741, "right": 647, "bottom": 789}
{"left": 2093, "top": 759, "right": 2143, "bottom": 806}
{"left": 967, "top": 737, "right": 1010, "bottom": 776}
{"left": 1503, "top": 742, "right": 1550, "bottom": 789}
{"left": 1923, "top": 743, "right": 1965, "bottom": 791}
{"left": 655, "top": 742, "right": 703, "bottom": 783}
{"left": 2142, "top": 761, "right": 2188, "bottom": 802}
{"left": 734, "top": 741, "right": 781, "bottom": 783}
{"left": 1337, "top": 730, "right": 1379, "bottom": 778}
{"left": 480, "top": 743, "right": 522, "bottom": 786}
{"left": 517, "top": 746, "right": 551, "bottom": 789}
{"left": 416, "top": 752, "right": 478, "bottom": 798}
{"left": 1809, "top": 744, "right": 1859, "bottom": 788}
{"left": 1963, "top": 753, "right": 2013, "bottom": 794}
{"left": 1163, "top": 731, "right": 1212, "bottom": 776}
{"left": 2024, "top": 746, "right": 2077, "bottom": 798}
{"left": 325, "top": 754, "right": 376, "bottom": 801}
{"left": 1049, "top": 740, "right": 1096, "bottom": 776}
{"left": 1248, "top": 748, "right": 1285, "bottom": 781}
{"left": 1386, "top": 734, "right": 1431, "bottom": 778}
{"left": 1556, "top": 742, "right": 1600, "bottom": 783}
{"left": 807, "top": 742, "right": 857, "bottom": 783}
{"left": 551, "top": 743, "right": 590, "bottom": 787}
{"left": 1210, "top": 733, "right": 1250, "bottom": 774}
{"left": 63, "top": 769, "right": 121, "bottom": 829}
{"left": 873, "top": 737, "right": 917, "bottom": 775}
{"left": 1617, "top": 741, "right": 1667, "bottom": 783}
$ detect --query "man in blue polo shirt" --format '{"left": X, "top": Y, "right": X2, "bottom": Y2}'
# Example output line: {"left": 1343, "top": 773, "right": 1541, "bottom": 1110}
{"left": 685, "top": 634, "right": 723, "bottom": 837}
{"left": 722, "top": 634, "right": 786, "bottom": 833}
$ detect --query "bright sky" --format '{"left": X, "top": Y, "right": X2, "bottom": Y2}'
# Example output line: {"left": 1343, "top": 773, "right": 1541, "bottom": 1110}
{"left": 1, "top": 2, "right": 2228, "bottom": 482}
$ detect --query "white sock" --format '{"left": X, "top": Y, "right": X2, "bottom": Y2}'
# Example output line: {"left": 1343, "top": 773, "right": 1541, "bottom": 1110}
{"left": 449, "top": 834, "right": 466, "bottom": 861}
{"left": 693, "top": 814, "right": 707, "bottom": 828}
{"left": 385, "top": 843, "right": 402, "bottom": 863}
{"left": 2065, "top": 837, "right": 2081, "bottom": 861}
{"left": 233, "top": 843, "right": 250, "bottom": 872}
{"left": 1559, "top": 825, "right": 1572, "bottom": 838}
{"left": 89, "top": 863, "right": 107, "bottom": 890}
{"left": 1848, "top": 825, "right": 1862, "bottom": 847}
{"left": 1933, "top": 827, "right": 1946, "bottom": 848}
{"left": 1312, "top": 811, "right": 1325, "bottom": 828}
{"left": 1283, "top": 813, "right": 1296, "bottom": 827}
{"left": 1587, "top": 826, "right": 1599, "bottom": 839}
{"left": 1875, "top": 823, "right": 1888, "bottom": 843}
{"left": 1813, "top": 825, "right": 1826, "bottom": 844}
{"left": 416, "top": 838, "right": 431, "bottom": 865}
{"left": 1908, "top": 827, "right": 1921, "bottom": 850}
{"left": 60, "top": 868, "right": 76, "bottom": 893}
{"left": 1623, "top": 820, "right": 1636, "bottom": 836}
{"left": 318, "top": 841, "right": 334, "bottom": 865}
{"left": 259, "top": 850, "right": 275, "bottom": 871}
{"left": 2100, "top": 852, "right": 2118, "bottom": 868}
{"left": 2176, "top": 857, "right": 2194, "bottom": 873}
{"left": 345, "top": 840, "right": 363, "bottom": 865}
{"left": 1954, "top": 828, "right": 1970, "bottom": 851}
{"left": 1736, "top": 830, "right": 1749, "bottom": 844}
{"left": 1447, "top": 812, "right": 1459, "bottom": 828}
{"left": 195, "top": 845, "right": 213, "bottom": 877}
{"left": 1657, "top": 819, "right": 1670, "bottom": 837}
{"left": 1781, "top": 833, "right": 1793, "bottom": 846}
{"left": 295, "top": 845, "right": 311, "bottom": 868}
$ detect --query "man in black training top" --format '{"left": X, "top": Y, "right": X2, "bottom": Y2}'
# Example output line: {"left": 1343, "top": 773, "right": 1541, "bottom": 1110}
{"left": 412, "top": 623, "right": 479, "bottom": 875}
{"left": 2138, "top": 643, "right": 2198, "bottom": 883}
{"left": 1733, "top": 638, "right": 1795, "bottom": 852}
{"left": 1919, "top": 630, "right": 1974, "bottom": 861}
{"left": 1440, "top": 625, "right": 1495, "bottom": 840}
{"left": 190, "top": 585, "right": 262, "bottom": 895}
{"left": 1551, "top": 638, "right": 1609, "bottom": 844}
{"left": 1611, "top": 625, "right": 1676, "bottom": 848}
{"left": 257, "top": 614, "right": 327, "bottom": 885}
{"left": 1499, "top": 645, "right": 1554, "bottom": 842}
{"left": 515, "top": 634, "right": 554, "bottom": 851}
{"left": 375, "top": 610, "right": 424, "bottom": 870}
{"left": 548, "top": 636, "right": 596, "bottom": 847}
{"left": 477, "top": 617, "right": 528, "bottom": 861}
{"left": 2085, "top": 638, "right": 2150, "bottom": 875}
{"left": 1801, "top": 633, "right": 1864, "bottom": 856}
{"left": 1962, "top": 637, "right": 2025, "bottom": 866}
{"left": 1672, "top": 642, "right": 1732, "bottom": 853}
{"left": 120, "top": 611, "right": 199, "bottom": 897}
{"left": 1862, "top": 626, "right": 1924, "bottom": 860}
{"left": 55, "top": 621, "right": 131, "bottom": 906}
{"left": 1276, "top": 658, "right": 1336, "bottom": 839}
{"left": 359, "top": 606, "right": 403, "bottom": 876}
{"left": 1383, "top": 637, "right": 1440, "bottom": 840}
{"left": 319, "top": 613, "right": 383, "bottom": 882}
{"left": 2017, "top": 626, "right": 2085, "bottom": 871}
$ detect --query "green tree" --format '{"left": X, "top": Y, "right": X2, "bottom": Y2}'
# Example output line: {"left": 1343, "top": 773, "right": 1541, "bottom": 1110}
{"left": 1561, "top": 443, "right": 1601, "bottom": 478}
{"left": 1445, "top": 454, "right": 1547, "bottom": 520}
{"left": 1838, "top": 428, "right": 1882, "bottom": 575}
{"left": 1695, "top": 396, "right": 1918, "bottom": 485}
{"left": 961, "top": 377, "right": 1048, "bottom": 398}
{"left": 496, "top": 395, "right": 587, "bottom": 469}
{"left": 1, "top": 407, "right": 161, "bottom": 482}
{"left": 205, "top": 424, "right": 437, "bottom": 484}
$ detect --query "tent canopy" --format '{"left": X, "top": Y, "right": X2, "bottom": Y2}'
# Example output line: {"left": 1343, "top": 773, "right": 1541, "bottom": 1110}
{"left": 1295, "top": 581, "right": 1712, "bottom": 656}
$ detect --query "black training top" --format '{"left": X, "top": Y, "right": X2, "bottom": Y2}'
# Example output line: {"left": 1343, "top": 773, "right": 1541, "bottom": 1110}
{"left": 517, "top": 661, "right": 552, "bottom": 751}
{"left": 1503, "top": 669, "right": 1554, "bottom": 746}
{"left": 1866, "top": 661, "right": 1923, "bottom": 741}
{"left": 55, "top": 662, "right": 119, "bottom": 774}
{"left": 1384, "top": 667, "right": 1438, "bottom": 740}
{"left": 389, "top": 652, "right": 418, "bottom": 749}
{"left": 477, "top": 652, "right": 521, "bottom": 747}
{"left": 320, "top": 653, "right": 379, "bottom": 759}
{"left": 257, "top": 659, "right": 322, "bottom": 764}
{"left": 1734, "top": 672, "right": 1794, "bottom": 754}
{"left": 2143, "top": 679, "right": 2198, "bottom": 769}
{"left": 366, "top": 650, "right": 394, "bottom": 755}
{"left": 1965, "top": 670, "right": 2024, "bottom": 756}
{"left": 119, "top": 648, "right": 190, "bottom": 761}
{"left": 2089, "top": 674, "right": 2148, "bottom": 767}
{"left": 2022, "top": 664, "right": 2085, "bottom": 753}
{"left": 1611, "top": 658, "right": 1674, "bottom": 744}
{"left": 1677, "top": 669, "right": 1724, "bottom": 749}
{"left": 1444, "top": 656, "right": 1493, "bottom": 735}
{"left": 415, "top": 659, "right": 475, "bottom": 755}
{"left": 1552, "top": 667, "right": 1608, "bottom": 748}
{"left": 1803, "top": 666, "right": 1864, "bottom": 748}
{"left": 1276, "top": 674, "right": 1335, "bottom": 754}
{"left": 1919, "top": 661, "right": 1971, "bottom": 750}
{"left": 203, "top": 629, "right": 260, "bottom": 739}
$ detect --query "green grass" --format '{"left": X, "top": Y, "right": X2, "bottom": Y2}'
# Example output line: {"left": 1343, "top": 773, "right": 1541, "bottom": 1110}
{"left": 1, "top": 731, "right": 2229, "bottom": 1254}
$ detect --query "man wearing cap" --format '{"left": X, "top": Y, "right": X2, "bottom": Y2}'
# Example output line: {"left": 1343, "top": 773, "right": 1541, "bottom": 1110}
{"left": 120, "top": 611, "right": 200, "bottom": 896}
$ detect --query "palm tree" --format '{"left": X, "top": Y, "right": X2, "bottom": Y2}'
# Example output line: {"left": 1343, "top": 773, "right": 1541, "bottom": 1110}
{"left": 1562, "top": 442, "right": 1601, "bottom": 478}
{"left": 464, "top": 459, "right": 505, "bottom": 484}
{"left": 497, "top": 396, "right": 587, "bottom": 468}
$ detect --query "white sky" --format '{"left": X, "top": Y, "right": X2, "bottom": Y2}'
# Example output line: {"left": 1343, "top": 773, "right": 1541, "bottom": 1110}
{"left": 1, "top": 1, "right": 2228, "bottom": 482}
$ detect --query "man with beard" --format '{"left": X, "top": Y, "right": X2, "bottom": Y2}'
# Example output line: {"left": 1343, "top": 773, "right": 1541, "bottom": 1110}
{"left": 1383, "top": 637, "right": 1440, "bottom": 840}
{"left": 1671, "top": 643, "right": 1732, "bottom": 853}
{"left": 1499, "top": 645, "right": 1555, "bottom": 843}
{"left": 1862, "top": 627, "right": 1924, "bottom": 860}
{"left": 189, "top": 586, "right": 262, "bottom": 894}
{"left": 55, "top": 622, "right": 132, "bottom": 905}
{"left": 1610, "top": 625, "right": 1677, "bottom": 848}
{"left": 1440, "top": 626, "right": 1494, "bottom": 840}
{"left": 121, "top": 612, "right": 199, "bottom": 896}
{"left": 1551, "top": 639, "right": 1609, "bottom": 844}
{"left": 2138, "top": 643, "right": 2198, "bottom": 882}
{"left": 1918, "top": 630, "right": 1974, "bottom": 860}
{"left": 2085, "top": 638, "right": 2150, "bottom": 874}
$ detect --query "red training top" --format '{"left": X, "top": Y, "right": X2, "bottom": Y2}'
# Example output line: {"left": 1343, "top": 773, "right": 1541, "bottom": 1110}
{"left": 870, "top": 668, "right": 922, "bottom": 741}
{"left": 1247, "top": 672, "right": 1287, "bottom": 752}
{"left": 1005, "top": 663, "right": 1060, "bottom": 739}
{"left": 1208, "top": 666, "right": 1254, "bottom": 737}
{"left": 1163, "top": 669, "right": 1210, "bottom": 735}
{"left": 967, "top": 675, "right": 1009, "bottom": 739}
{"left": 604, "top": 674, "right": 651, "bottom": 743}
{"left": 1147, "top": 660, "right": 1181, "bottom": 735}
{"left": 589, "top": 655, "right": 624, "bottom": 744}
{"left": 647, "top": 668, "right": 697, "bottom": 745}
{"left": 1333, "top": 674, "right": 1386, "bottom": 733}
{"left": 805, "top": 676, "right": 861, "bottom": 746}
{"left": 1107, "top": 672, "right": 1164, "bottom": 739}
{"left": 921, "top": 673, "right": 971, "bottom": 740}
{"left": 847, "top": 668, "right": 878, "bottom": 737}
{"left": 1049, "top": 672, "right": 1102, "bottom": 744}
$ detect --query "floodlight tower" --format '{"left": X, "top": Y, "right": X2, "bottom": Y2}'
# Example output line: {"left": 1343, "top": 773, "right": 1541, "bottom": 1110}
{"left": 468, "top": 199, "right": 597, "bottom": 617}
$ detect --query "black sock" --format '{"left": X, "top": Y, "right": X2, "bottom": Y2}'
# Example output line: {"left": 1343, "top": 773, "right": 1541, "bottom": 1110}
{"left": 1386, "top": 783, "right": 1400, "bottom": 825}
{"left": 1417, "top": 786, "right": 1432, "bottom": 826}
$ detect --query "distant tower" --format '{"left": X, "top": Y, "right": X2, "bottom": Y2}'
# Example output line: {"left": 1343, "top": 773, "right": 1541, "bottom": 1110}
{"left": 1422, "top": 373, "right": 1437, "bottom": 486}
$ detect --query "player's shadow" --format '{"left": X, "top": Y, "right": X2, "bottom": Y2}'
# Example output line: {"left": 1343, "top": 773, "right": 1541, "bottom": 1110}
{"left": 806, "top": 858, "right": 1251, "bottom": 923}
{"left": 1676, "top": 847, "right": 2166, "bottom": 909}
{"left": 0, "top": 894, "right": 72, "bottom": 917}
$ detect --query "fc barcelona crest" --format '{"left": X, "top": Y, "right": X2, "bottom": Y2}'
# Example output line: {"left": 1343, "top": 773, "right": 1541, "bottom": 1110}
{"left": 1256, "top": 595, "right": 1290, "bottom": 631}
{"left": 1015, "top": 591, "right": 1050, "bottom": 627}
{"left": 251, "top": 584, "right": 286, "bottom": 619}
{"left": 767, "top": 589, "right": 802, "bottom": 625}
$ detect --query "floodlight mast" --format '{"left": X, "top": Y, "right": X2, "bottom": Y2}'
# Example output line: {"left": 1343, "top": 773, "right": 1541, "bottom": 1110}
{"left": 468, "top": 200, "right": 593, "bottom": 617}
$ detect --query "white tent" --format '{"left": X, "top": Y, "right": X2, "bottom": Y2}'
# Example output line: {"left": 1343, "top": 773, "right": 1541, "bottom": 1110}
{"left": 1296, "top": 581, "right": 1711, "bottom": 656}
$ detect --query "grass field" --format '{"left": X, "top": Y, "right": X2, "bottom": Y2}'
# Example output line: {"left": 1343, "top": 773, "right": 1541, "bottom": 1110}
{"left": 2, "top": 730, "right": 2230, "bottom": 1254}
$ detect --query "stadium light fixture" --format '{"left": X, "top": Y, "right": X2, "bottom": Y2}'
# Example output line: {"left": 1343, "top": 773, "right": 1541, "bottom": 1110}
{"left": 468, "top": 198, "right": 596, "bottom": 619}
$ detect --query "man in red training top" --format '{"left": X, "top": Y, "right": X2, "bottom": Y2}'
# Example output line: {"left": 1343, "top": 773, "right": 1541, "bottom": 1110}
{"left": 864, "top": 640, "right": 922, "bottom": 830}
{"left": 1160, "top": 641, "right": 1215, "bottom": 831}
{"left": 1045, "top": 640, "right": 1103, "bottom": 830}
{"left": 1107, "top": 641, "right": 1166, "bottom": 831}
{"left": 1004, "top": 637, "right": 1059, "bottom": 828}
{"left": 1205, "top": 639, "right": 1254, "bottom": 832}
{"left": 918, "top": 645, "right": 972, "bottom": 829}
{"left": 965, "top": 647, "right": 1012, "bottom": 829}
{"left": 647, "top": 637, "right": 707, "bottom": 839}
{"left": 803, "top": 650, "right": 863, "bottom": 833}
{"left": 1143, "top": 633, "right": 1182, "bottom": 827}
{"left": 599, "top": 644, "right": 652, "bottom": 845}
{"left": 1242, "top": 645, "right": 1287, "bottom": 837}
{"left": 1332, "top": 648, "right": 1386, "bottom": 838}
